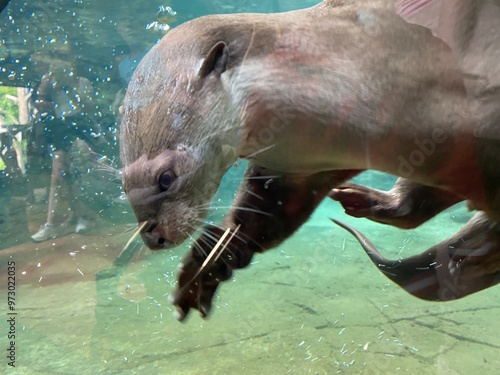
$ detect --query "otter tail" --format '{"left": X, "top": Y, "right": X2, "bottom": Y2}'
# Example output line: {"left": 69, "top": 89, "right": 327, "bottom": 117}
{"left": 331, "top": 213, "right": 500, "bottom": 301}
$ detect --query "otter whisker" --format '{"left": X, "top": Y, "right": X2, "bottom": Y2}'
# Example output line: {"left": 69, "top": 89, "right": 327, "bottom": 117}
{"left": 244, "top": 144, "right": 276, "bottom": 159}
{"left": 241, "top": 175, "right": 282, "bottom": 181}
{"left": 196, "top": 219, "right": 243, "bottom": 241}
{"left": 240, "top": 187, "right": 264, "bottom": 201}
{"left": 193, "top": 206, "right": 211, "bottom": 214}
{"left": 93, "top": 154, "right": 121, "bottom": 171}
{"left": 93, "top": 166, "right": 122, "bottom": 176}
{"left": 202, "top": 204, "right": 227, "bottom": 212}
{"left": 185, "top": 230, "right": 208, "bottom": 258}
{"left": 93, "top": 171, "right": 122, "bottom": 181}
{"left": 197, "top": 205, "right": 272, "bottom": 216}
{"left": 201, "top": 225, "right": 240, "bottom": 252}
{"left": 135, "top": 243, "right": 146, "bottom": 259}
{"left": 198, "top": 228, "right": 231, "bottom": 273}
{"left": 179, "top": 227, "right": 231, "bottom": 289}
{"left": 195, "top": 226, "right": 238, "bottom": 260}
{"left": 195, "top": 206, "right": 271, "bottom": 217}
{"left": 193, "top": 201, "right": 218, "bottom": 209}
{"left": 196, "top": 227, "right": 222, "bottom": 245}
{"left": 192, "top": 218, "right": 225, "bottom": 232}
{"left": 204, "top": 224, "right": 241, "bottom": 271}
{"left": 184, "top": 225, "right": 241, "bottom": 288}
{"left": 118, "top": 221, "right": 148, "bottom": 259}
{"left": 194, "top": 219, "right": 247, "bottom": 246}
{"left": 186, "top": 224, "right": 232, "bottom": 256}
{"left": 121, "top": 223, "right": 142, "bottom": 235}
{"left": 94, "top": 159, "right": 119, "bottom": 169}
{"left": 198, "top": 235, "right": 222, "bottom": 257}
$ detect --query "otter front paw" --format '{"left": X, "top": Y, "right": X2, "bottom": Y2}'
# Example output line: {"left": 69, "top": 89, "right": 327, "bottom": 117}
{"left": 170, "top": 252, "right": 233, "bottom": 321}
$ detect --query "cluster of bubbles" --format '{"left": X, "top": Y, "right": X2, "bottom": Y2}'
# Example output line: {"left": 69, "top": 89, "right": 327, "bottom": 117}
{"left": 1, "top": 3, "right": 179, "bottom": 86}
{"left": 0, "top": 1, "right": 179, "bottom": 150}
{"left": 146, "top": 5, "right": 177, "bottom": 34}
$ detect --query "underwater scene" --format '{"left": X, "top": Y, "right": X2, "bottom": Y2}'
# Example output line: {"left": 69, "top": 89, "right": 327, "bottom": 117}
{"left": 1, "top": 0, "right": 500, "bottom": 374}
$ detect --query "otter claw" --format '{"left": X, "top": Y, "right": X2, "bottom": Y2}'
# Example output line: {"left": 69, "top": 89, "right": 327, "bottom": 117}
{"left": 170, "top": 259, "right": 224, "bottom": 320}
{"left": 198, "top": 303, "right": 209, "bottom": 317}
{"left": 173, "top": 309, "right": 185, "bottom": 322}
{"left": 170, "top": 284, "right": 215, "bottom": 320}
{"left": 170, "top": 286, "right": 197, "bottom": 321}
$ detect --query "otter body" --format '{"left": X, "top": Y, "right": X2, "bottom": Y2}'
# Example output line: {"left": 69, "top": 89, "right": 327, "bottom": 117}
{"left": 120, "top": 0, "right": 499, "bottom": 319}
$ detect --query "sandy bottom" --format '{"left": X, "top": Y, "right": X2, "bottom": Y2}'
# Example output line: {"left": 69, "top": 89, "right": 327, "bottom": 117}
{"left": 1, "top": 185, "right": 499, "bottom": 375}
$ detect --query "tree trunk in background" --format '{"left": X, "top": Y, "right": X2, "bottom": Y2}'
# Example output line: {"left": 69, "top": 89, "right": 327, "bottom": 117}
{"left": 16, "top": 87, "right": 30, "bottom": 124}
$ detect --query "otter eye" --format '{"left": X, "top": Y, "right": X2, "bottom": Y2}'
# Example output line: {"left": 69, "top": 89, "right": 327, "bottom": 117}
{"left": 159, "top": 170, "right": 176, "bottom": 191}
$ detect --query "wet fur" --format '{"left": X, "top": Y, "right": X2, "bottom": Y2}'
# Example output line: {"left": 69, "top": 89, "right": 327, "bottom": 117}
{"left": 120, "top": 0, "right": 499, "bottom": 319}
{"left": 330, "top": 0, "right": 500, "bottom": 303}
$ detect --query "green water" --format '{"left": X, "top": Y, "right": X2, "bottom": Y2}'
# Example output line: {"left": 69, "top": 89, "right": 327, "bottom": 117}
{"left": 1, "top": 1, "right": 499, "bottom": 374}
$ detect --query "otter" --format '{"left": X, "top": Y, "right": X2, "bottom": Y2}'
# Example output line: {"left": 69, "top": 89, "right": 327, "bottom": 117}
{"left": 120, "top": 0, "right": 499, "bottom": 320}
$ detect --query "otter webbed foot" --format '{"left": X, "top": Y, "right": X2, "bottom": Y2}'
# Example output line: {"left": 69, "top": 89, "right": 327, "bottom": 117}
{"left": 330, "top": 182, "right": 400, "bottom": 220}
{"left": 332, "top": 213, "right": 500, "bottom": 301}
{"left": 170, "top": 257, "right": 229, "bottom": 321}
{"left": 330, "top": 178, "right": 462, "bottom": 229}
{"left": 170, "top": 225, "right": 255, "bottom": 320}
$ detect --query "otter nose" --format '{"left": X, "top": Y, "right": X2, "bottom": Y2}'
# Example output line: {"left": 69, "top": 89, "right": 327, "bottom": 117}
{"left": 140, "top": 222, "right": 175, "bottom": 250}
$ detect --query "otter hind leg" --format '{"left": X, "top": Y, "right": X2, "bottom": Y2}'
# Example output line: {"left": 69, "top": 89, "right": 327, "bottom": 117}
{"left": 330, "top": 178, "right": 462, "bottom": 229}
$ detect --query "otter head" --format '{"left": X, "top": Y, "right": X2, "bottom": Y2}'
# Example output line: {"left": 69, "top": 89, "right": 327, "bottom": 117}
{"left": 120, "top": 20, "right": 242, "bottom": 250}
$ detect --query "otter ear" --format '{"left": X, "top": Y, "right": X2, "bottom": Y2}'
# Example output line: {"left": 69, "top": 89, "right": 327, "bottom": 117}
{"left": 198, "top": 41, "right": 229, "bottom": 78}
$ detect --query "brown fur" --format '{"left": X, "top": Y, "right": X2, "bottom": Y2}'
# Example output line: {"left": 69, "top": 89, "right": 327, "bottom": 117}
{"left": 330, "top": 0, "right": 500, "bottom": 307}
{"left": 120, "top": 0, "right": 498, "bottom": 318}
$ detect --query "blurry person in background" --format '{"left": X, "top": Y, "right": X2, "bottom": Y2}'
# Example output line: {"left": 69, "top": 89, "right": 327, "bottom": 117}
{"left": 29, "top": 8, "right": 160, "bottom": 242}
{"left": 30, "top": 44, "right": 107, "bottom": 242}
